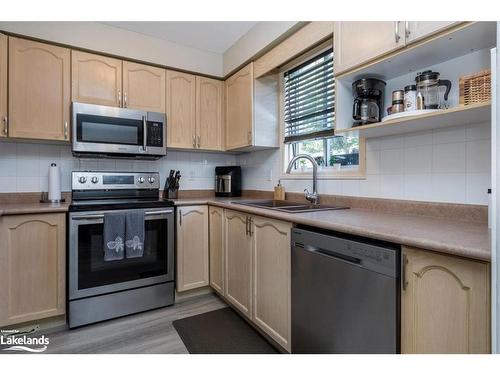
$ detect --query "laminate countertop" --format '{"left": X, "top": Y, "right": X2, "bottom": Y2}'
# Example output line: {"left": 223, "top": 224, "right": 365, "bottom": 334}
{"left": 0, "top": 197, "right": 490, "bottom": 262}
{"left": 173, "top": 197, "right": 491, "bottom": 262}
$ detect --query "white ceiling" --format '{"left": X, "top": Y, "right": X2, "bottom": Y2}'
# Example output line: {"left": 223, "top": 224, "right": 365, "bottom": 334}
{"left": 101, "top": 21, "right": 258, "bottom": 54}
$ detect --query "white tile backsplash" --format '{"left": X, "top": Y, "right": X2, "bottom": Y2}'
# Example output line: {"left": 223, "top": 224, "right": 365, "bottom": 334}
{"left": 0, "top": 141, "right": 236, "bottom": 193}
{"left": 236, "top": 122, "right": 491, "bottom": 205}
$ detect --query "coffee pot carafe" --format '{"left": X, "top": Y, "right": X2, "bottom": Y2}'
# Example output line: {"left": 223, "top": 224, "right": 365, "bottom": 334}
{"left": 415, "top": 70, "right": 452, "bottom": 109}
{"left": 352, "top": 78, "right": 386, "bottom": 126}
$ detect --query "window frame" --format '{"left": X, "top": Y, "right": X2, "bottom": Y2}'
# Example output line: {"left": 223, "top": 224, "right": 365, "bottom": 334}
{"left": 278, "top": 40, "right": 366, "bottom": 180}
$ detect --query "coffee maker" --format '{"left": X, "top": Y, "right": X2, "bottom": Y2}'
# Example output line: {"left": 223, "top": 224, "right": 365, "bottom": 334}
{"left": 352, "top": 78, "right": 386, "bottom": 126}
{"left": 215, "top": 166, "right": 241, "bottom": 197}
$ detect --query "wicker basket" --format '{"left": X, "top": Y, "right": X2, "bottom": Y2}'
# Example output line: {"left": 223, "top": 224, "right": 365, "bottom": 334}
{"left": 459, "top": 70, "right": 491, "bottom": 106}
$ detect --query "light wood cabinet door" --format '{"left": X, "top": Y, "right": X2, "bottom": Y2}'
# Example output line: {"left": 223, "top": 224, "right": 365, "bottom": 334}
{"left": 252, "top": 216, "right": 292, "bottom": 351}
{"left": 0, "top": 213, "right": 66, "bottom": 327}
{"left": 166, "top": 70, "right": 196, "bottom": 149}
{"left": 196, "top": 76, "right": 224, "bottom": 150}
{"left": 401, "top": 247, "right": 490, "bottom": 354}
{"left": 224, "top": 210, "right": 252, "bottom": 317}
{"left": 71, "top": 50, "right": 122, "bottom": 107}
{"left": 334, "top": 21, "right": 405, "bottom": 75}
{"left": 176, "top": 205, "right": 209, "bottom": 292}
{"left": 0, "top": 34, "right": 7, "bottom": 138}
{"left": 225, "top": 63, "right": 254, "bottom": 150}
{"left": 123, "top": 61, "right": 165, "bottom": 112}
{"left": 209, "top": 206, "right": 224, "bottom": 294}
{"left": 405, "top": 21, "right": 458, "bottom": 44}
{"left": 9, "top": 37, "right": 71, "bottom": 141}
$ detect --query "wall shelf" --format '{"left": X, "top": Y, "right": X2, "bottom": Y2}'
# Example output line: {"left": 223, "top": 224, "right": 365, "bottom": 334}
{"left": 335, "top": 102, "right": 491, "bottom": 138}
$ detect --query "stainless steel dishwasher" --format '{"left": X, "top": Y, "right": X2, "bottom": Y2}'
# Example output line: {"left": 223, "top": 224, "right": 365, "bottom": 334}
{"left": 291, "top": 226, "right": 400, "bottom": 354}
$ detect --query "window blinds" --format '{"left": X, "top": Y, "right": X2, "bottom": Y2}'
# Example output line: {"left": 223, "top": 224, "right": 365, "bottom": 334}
{"left": 283, "top": 49, "right": 334, "bottom": 144}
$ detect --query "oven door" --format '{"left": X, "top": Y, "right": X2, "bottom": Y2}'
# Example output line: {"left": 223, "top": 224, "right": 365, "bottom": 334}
{"left": 72, "top": 102, "right": 148, "bottom": 156}
{"left": 68, "top": 207, "right": 174, "bottom": 300}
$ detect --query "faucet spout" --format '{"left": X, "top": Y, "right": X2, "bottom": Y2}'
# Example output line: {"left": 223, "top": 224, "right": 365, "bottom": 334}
{"left": 285, "top": 154, "right": 319, "bottom": 205}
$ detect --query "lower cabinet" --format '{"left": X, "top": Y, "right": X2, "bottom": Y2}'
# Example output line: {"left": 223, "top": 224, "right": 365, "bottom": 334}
{"left": 176, "top": 205, "right": 209, "bottom": 292}
{"left": 401, "top": 246, "right": 490, "bottom": 353}
{"left": 209, "top": 206, "right": 225, "bottom": 294}
{"left": 252, "top": 216, "right": 292, "bottom": 351}
{"left": 0, "top": 213, "right": 66, "bottom": 327}
{"left": 223, "top": 209, "right": 292, "bottom": 351}
{"left": 224, "top": 210, "right": 253, "bottom": 317}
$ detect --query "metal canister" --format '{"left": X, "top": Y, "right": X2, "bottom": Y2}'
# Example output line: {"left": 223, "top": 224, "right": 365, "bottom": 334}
{"left": 391, "top": 90, "right": 405, "bottom": 114}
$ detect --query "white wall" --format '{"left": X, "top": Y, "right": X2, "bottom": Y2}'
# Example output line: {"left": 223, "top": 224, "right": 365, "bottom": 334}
{"left": 0, "top": 22, "right": 223, "bottom": 76}
{"left": 0, "top": 140, "right": 236, "bottom": 193}
{"left": 222, "top": 21, "right": 300, "bottom": 75}
{"left": 237, "top": 122, "right": 491, "bottom": 205}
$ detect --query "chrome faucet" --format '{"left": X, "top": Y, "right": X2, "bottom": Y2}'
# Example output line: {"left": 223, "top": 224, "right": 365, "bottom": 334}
{"left": 285, "top": 154, "right": 319, "bottom": 205}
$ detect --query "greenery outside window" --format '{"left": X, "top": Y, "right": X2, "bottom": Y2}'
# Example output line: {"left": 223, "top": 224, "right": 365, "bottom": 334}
{"left": 281, "top": 43, "right": 365, "bottom": 178}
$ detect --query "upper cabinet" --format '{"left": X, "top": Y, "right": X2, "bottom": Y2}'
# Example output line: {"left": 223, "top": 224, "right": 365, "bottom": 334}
{"left": 196, "top": 76, "right": 224, "bottom": 151}
{"left": 9, "top": 37, "right": 71, "bottom": 141}
{"left": 0, "top": 34, "right": 7, "bottom": 138}
{"left": 72, "top": 52, "right": 166, "bottom": 113}
{"left": 334, "top": 22, "right": 406, "bottom": 76}
{"left": 123, "top": 61, "right": 165, "bottom": 112}
{"left": 334, "top": 21, "right": 461, "bottom": 76}
{"left": 166, "top": 70, "right": 197, "bottom": 149}
{"left": 71, "top": 50, "right": 122, "bottom": 107}
{"left": 405, "top": 21, "right": 458, "bottom": 44}
{"left": 225, "top": 63, "right": 254, "bottom": 150}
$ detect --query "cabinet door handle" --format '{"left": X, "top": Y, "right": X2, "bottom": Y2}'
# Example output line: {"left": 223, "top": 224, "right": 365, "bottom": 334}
{"left": 405, "top": 21, "right": 410, "bottom": 39}
{"left": 247, "top": 130, "right": 252, "bottom": 144}
{"left": 64, "top": 121, "right": 69, "bottom": 140}
{"left": 248, "top": 217, "right": 253, "bottom": 236}
{"left": 394, "top": 21, "right": 401, "bottom": 43}
{"left": 118, "top": 90, "right": 122, "bottom": 107}
{"left": 192, "top": 135, "right": 196, "bottom": 148}
{"left": 401, "top": 253, "right": 408, "bottom": 291}
{"left": 2, "top": 116, "right": 7, "bottom": 136}
{"left": 179, "top": 210, "right": 182, "bottom": 226}
{"left": 197, "top": 135, "right": 201, "bottom": 148}
{"left": 124, "top": 92, "right": 128, "bottom": 108}
{"left": 245, "top": 216, "right": 249, "bottom": 235}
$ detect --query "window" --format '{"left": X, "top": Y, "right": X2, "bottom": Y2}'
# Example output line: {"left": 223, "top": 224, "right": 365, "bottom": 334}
{"left": 282, "top": 47, "right": 362, "bottom": 175}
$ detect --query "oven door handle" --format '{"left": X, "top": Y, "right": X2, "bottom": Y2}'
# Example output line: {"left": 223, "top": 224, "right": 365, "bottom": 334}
{"left": 72, "top": 210, "right": 173, "bottom": 221}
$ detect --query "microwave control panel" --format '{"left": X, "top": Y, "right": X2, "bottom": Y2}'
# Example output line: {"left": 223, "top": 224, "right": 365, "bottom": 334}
{"left": 146, "top": 121, "right": 164, "bottom": 147}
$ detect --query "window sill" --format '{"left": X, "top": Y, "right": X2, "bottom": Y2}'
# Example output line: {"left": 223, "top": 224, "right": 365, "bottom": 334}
{"left": 279, "top": 169, "right": 366, "bottom": 180}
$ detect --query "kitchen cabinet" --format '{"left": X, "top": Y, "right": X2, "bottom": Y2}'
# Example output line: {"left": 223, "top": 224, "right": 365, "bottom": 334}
{"left": 196, "top": 76, "right": 224, "bottom": 150}
{"left": 0, "top": 213, "right": 66, "bottom": 327}
{"left": 401, "top": 246, "right": 490, "bottom": 354}
{"left": 176, "top": 205, "right": 209, "bottom": 292}
{"left": 123, "top": 61, "right": 165, "bottom": 112}
{"left": 0, "top": 34, "right": 7, "bottom": 138}
{"left": 334, "top": 21, "right": 405, "bottom": 76}
{"left": 9, "top": 37, "right": 71, "bottom": 141}
{"left": 166, "top": 70, "right": 197, "bottom": 149}
{"left": 71, "top": 50, "right": 123, "bottom": 107}
{"left": 252, "top": 216, "right": 292, "bottom": 351}
{"left": 405, "top": 21, "right": 459, "bottom": 44}
{"left": 224, "top": 210, "right": 253, "bottom": 317}
{"left": 209, "top": 206, "right": 224, "bottom": 294}
{"left": 225, "top": 63, "right": 254, "bottom": 150}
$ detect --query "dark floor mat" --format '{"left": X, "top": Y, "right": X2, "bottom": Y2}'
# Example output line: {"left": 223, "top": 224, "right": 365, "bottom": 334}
{"left": 172, "top": 307, "right": 279, "bottom": 354}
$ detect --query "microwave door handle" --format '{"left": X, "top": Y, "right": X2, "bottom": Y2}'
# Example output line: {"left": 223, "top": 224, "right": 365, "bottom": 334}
{"left": 142, "top": 115, "right": 147, "bottom": 151}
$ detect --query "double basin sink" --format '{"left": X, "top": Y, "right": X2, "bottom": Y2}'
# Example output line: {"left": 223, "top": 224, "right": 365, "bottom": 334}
{"left": 232, "top": 199, "right": 349, "bottom": 213}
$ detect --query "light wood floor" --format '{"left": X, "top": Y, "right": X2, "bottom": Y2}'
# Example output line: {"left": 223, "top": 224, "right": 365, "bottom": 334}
{"left": 42, "top": 292, "right": 227, "bottom": 354}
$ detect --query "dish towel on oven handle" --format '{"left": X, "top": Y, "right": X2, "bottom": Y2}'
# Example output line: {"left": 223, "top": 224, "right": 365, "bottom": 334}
{"left": 125, "top": 210, "right": 145, "bottom": 258}
{"left": 103, "top": 211, "right": 126, "bottom": 261}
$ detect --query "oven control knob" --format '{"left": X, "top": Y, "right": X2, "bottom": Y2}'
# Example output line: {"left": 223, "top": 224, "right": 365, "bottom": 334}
{"left": 138, "top": 177, "right": 145, "bottom": 184}
{"left": 91, "top": 177, "right": 99, "bottom": 184}
{"left": 78, "top": 176, "right": 87, "bottom": 184}
{"left": 148, "top": 177, "right": 155, "bottom": 184}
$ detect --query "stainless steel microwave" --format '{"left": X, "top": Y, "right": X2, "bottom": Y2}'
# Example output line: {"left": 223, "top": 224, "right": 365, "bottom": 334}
{"left": 72, "top": 102, "right": 166, "bottom": 159}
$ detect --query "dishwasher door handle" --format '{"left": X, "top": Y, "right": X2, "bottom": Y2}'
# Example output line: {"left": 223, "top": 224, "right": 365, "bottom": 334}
{"left": 303, "top": 245, "right": 362, "bottom": 265}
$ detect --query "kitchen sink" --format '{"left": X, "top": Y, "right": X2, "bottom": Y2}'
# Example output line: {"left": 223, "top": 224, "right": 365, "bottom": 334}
{"left": 232, "top": 200, "right": 349, "bottom": 213}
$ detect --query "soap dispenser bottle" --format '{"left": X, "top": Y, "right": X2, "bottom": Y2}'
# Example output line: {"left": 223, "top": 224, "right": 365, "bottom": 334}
{"left": 274, "top": 180, "right": 285, "bottom": 200}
